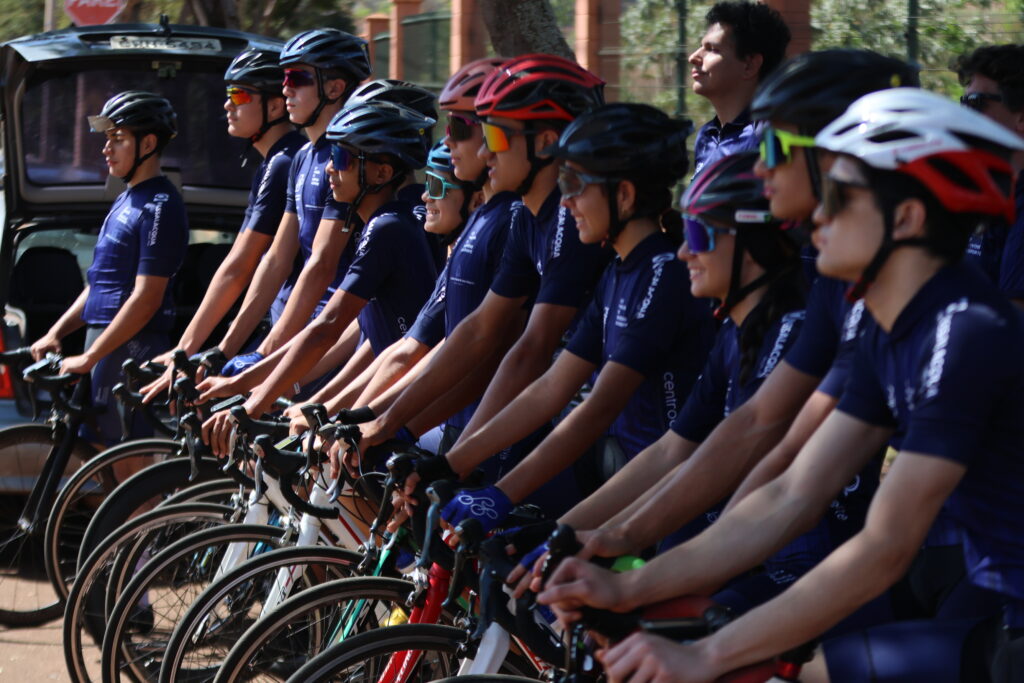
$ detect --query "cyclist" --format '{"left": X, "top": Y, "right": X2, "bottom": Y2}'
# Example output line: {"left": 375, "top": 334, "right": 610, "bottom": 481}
{"left": 209, "top": 28, "right": 371, "bottom": 376}
{"left": 562, "top": 50, "right": 917, "bottom": 570}
{"left": 688, "top": 0, "right": 790, "bottom": 176}
{"left": 956, "top": 44, "right": 1024, "bottom": 306}
{"left": 201, "top": 101, "right": 438, "bottom": 454}
{"left": 438, "top": 103, "right": 714, "bottom": 527}
{"left": 30, "top": 91, "right": 187, "bottom": 447}
{"left": 140, "top": 47, "right": 305, "bottom": 401}
{"left": 283, "top": 60, "right": 508, "bottom": 436}
{"left": 356, "top": 55, "right": 609, "bottom": 466}
{"left": 541, "top": 88, "right": 1024, "bottom": 683}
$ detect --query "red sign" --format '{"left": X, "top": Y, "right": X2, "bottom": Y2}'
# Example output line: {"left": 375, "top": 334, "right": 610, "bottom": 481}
{"left": 65, "top": 0, "right": 126, "bottom": 26}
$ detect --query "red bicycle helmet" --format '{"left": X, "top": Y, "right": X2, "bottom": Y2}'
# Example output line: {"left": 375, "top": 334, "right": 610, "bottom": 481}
{"left": 440, "top": 57, "right": 506, "bottom": 112}
{"left": 474, "top": 53, "right": 605, "bottom": 122}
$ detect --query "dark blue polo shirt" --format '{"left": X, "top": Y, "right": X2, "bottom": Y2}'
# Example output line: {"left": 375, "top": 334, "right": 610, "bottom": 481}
{"left": 83, "top": 175, "right": 188, "bottom": 333}
{"left": 241, "top": 130, "right": 306, "bottom": 236}
{"left": 692, "top": 108, "right": 761, "bottom": 179}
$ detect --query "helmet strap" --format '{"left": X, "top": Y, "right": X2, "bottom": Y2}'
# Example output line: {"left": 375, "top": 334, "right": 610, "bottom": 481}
{"left": 514, "top": 132, "right": 554, "bottom": 196}
{"left": 121, "top": 132, "right": 157, "bottom": 184}
{"left": 602, "top": 181, "right": 628, "bottom": 247}
{"left": 714, "top": 231, "right": 777, "bottom": 322}
{"left": 297, "top": 69, "right": 342, "bottom": 129}
{"left": 844, "top": 208, "right": 928, "bottom": 302}
{"left": 251, "top": 94, "right": 290, "bottom": 144}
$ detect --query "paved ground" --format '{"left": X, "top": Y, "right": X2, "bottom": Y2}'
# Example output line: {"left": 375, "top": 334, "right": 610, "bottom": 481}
{"left": 0, "top": 613, "right": 97, "bottom": 681}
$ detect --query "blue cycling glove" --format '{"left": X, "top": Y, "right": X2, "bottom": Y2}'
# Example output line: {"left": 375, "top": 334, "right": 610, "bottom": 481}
{"left": 441, "top": 485, "right": 513, "bottom": 535}
{"left": 519, "top": 540, "right": 549, "bottom": 571}
{"left": 221, "top": 351, "right": 264, "bottom": 377}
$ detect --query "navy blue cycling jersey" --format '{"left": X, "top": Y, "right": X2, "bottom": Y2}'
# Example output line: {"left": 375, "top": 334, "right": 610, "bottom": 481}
{"left": 83, "top": 175, "right": 188, "bottom": 332}
{"left": 838, "top": 262, "right": 1024, "bottom": 609}
{"left": 967, "top": 174, "right": 1024, "bottom": 301}
{"left": 489, "top": 188, "right": 610, "bottom": 308}
{"left": 671, "top": 309, "right": 805, "bottom": 443}
{"left": 783, "top": 275, "right": 849, "bottom": 382}
{"left": 406, "top": 262, "right": 447, "bottom": 347}
{"left": 692, "top": 108, "right": 761, "bottom": 179}
{"left": 340, "top": 200, "right": 438, "bottom": 354}
{"left": 241, "top": 130, "right": 306, "bottom": 236}
{"left": 566, "top": 232, "right": 715, "bottom": 457}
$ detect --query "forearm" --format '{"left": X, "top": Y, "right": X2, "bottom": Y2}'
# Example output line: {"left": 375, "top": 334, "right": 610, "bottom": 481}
{"left": 562, "top": 433, "right": 690, "bottom": 531}
{"left": 258, "top": 259, "right": 334, "bottom": 355}
{"left": 47, "top": 288, "right": 90, "bottom": 340}
{"left": 297, "top": 318, "right": 362, "bottom": 386}
{"left": 321, "top": 341, "right": 385, "bottom": 413}
{"left": 176, "top": 247, "right": 262, "bottom": 354}
{"left": 354, "top": 337, "right": 431, "bottom": 407}
{"left": 365, "top": 344, "right": 441, "bottom": 416}
{"left": 406, "top": 343, "right": 503, "bottom": 436}
{"left": 218, "top": 256, "right": 291, "bottom": 356}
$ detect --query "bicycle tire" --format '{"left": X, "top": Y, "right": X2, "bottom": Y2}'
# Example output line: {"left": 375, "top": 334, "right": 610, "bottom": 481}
{"left": 44, "top": 438, "right": 179, "bottom": 602}
{"left": 63, "top": 503, "right": 233, "bottom": 683}
{"left": 432, "top": 676, "right": 542, "bottom": 683}
{"left": 285, "top": 623, "right": 538, "bottom": 683}
{"left": 212, "top": 575, "right": 417, "bottom": 683}
{"left": 0, "top": 424, "right": 96, "bottom": 625}
{"left": 160, "top": 546, "right": 366, "bottom": 683}
{"left": 101, "top": 523, "right": 289, "bottom": 683}
{"left": 77, "top": 455, "right": 230, "bottom": 567}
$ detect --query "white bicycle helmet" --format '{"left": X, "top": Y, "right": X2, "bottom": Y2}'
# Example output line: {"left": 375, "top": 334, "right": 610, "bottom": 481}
{"left": 816, "top": 87, "right": 1024, "bottom": 222}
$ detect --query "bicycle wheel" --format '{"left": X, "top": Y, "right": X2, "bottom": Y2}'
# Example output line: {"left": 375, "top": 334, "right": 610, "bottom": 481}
{"left": 212, "top": 576, "right": 419, "bottom": 683}
{"left": 63, "top": 503, "right": 233, "bottom": 683}
{"left": 284, "top": 623, "right": 538, "bottom": 683}
{"left": 160, "top": 546, "right": 366, "bottom": 683}
{"left": 0, "top": 424, "right": 96, "bottom": 625}
{"left": 77, "top": 455, "right": 230, "bottom": 567}
{"left": 101, "top": 523, "right": 289, "bottom": 683}
{"left": 432, "top": 676, "right": 543, "bottom": 683}
{"left": 44, "top": 438, "right": 179, "bottom": 602}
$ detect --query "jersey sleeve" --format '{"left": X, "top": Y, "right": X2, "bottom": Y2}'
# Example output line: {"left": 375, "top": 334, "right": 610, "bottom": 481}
{"left": 999, "top": 217, "right": 1024, "bottom": 300}
{"left": 242, "top": 150, "right": 293, "bottom": 236}
{"left": 339, "top": 213, "right": 401, "bottom": 300}
{"left": 670, "top": 330, "right": 730, "bottom": 443}
{"left": 564, "top": 276, "right": 608, "bottom": 365}
{"left": 489, "top": 204, "right": 538, "bottom": 300}
{"left": 406, "top": 269, "right": 447, "bottom": 347}
{"left": 535, "top": 211, "right": 609, "bottom": 308}
{"left": 137, "top": 193, "right": 188, "bottom": 278}
{"left": 784, "top": 276, "right": 843, "bottom": 378}
{"left": 283, "top": 152, "right": 301, "bottom": 216}
{"left": 835, "top": 331, "right": 897, "bottom": 429}
{"left": 321, "top": 198, "right": 350, "bottom": 222}
{"left": 899, "top": 304, "right": 1013, "bottom": 465}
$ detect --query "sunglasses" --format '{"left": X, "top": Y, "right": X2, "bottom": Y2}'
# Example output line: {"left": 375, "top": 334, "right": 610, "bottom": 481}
{"left": 226, "top": 85, "right": 257, "bottom": 106}
{"left": 481, "top": 120, "right": 539, "bottom": 153}
{"left": 425, "top": 171, "right": 462, "bottom": 200}
{"left": 557, "top": 165, "right": 609, "bottom": 199}
{"left": 446, "top": 112, "right": 478, "bottom": 142}
{"left": 283, "top": 68, "right": 317, "bottom": 89}
{"left": 684, "top": 217, "right": 738, "bottom": 253}
{"left": 960, "top": 92, "right": 1003, "bottom": 111}
{"left": 330, "top": 143, "right": 360, "bottom": 171}
{"left": 820, "top": 174, "right": 872, "bottom": 219}
{"left": 759, "top": 126, "right": 816, "bottom": 169}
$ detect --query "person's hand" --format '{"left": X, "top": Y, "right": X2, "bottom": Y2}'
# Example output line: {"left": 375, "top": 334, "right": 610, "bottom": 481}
{"left": 537, "top": 557, "right": 629, "bottom": 626}
{"left": 201, "top": 409, "right": 238, "bottom": 457}
{"left": 358, "top": 416, "right": 392, "bottom": 449}
{"left": 597, "top": 632, "right": 718, "bottom": 683}
{"left": 60, "top": 353, "right": 97, "bottom": 375}
{"left": 140, "top": 364, "right": 175, "bottom": 404}
{"left": 149, "top": 349, "right": 176, "bottom": 367}
{"left": 440, "top": 485, "right": 513, "bottom": 536}
{"left": 30, "top": 333, "right": 61, "bottom": 361}
{"left": 286, "top": 404, "right": 310, "bottom": 435}
{"left": 578, "top": 525, "right": 636, "bottom": 561}
{"left": 509, "top": 542, "right": 549, "bottom": 598}
{"left": 220, "top": 351, "right": 264, "bottom": 377}
{"left": 196, "top": 375, "right": 241, "bottom": 404}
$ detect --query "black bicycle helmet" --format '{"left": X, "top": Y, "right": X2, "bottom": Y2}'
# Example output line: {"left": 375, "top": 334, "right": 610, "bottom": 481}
{"left": 547, "top": 103, "right": 693, "bottom": 243}
{"left": 225, "top": 47, "right": 290, "bottom": 144}
{"left": 683, "top": 151, "right": 796, "bottom": 319}
{"left": 347, "top": 79, "right": 438, "bottom": 121}
{"left": 279, "top": 28, "right": 371, "bottom": 128}
{"left": 88, "top": 91, "right": 177, "bottom": 183}
{"left": 751, "top": 49, "right": 919, "bottom": 201}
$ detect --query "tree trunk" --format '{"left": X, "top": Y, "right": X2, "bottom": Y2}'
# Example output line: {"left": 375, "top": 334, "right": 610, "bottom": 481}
{"left": 480, "top": 0, "right": 574, "bottom": 59}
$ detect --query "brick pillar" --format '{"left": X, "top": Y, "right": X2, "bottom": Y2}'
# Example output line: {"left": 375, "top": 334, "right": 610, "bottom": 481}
{"left": 390, "top": 0, "right": 422, "bottom": 79}
{"left": 362, "top": 13, "right": 389, "bottom": 74}
{"left": 762, "top": 0, "right": 811, "bottom": 55}
{"left": 450, "top": 0, "right": 487, "bottom": 72}
{"left": 575, "top": 0, "right": 620, "bottom": 100}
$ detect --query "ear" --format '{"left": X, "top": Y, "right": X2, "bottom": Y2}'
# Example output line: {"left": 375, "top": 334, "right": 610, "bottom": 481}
{"left": 324, "top": 76, "right": 349, "bottom": 101}
{"left": 617, "top": 179, "right": 637, "bottom": 217}
{"left": 138, "top": 132, "right": 158, "bottom": 157}
{"left": 469, "top": 190, "right": 485, "bottom": 213}
{"left": 535, "top": 128, "right": 561, "bottom": 157}
{"left": 891, "top": 197, "right": 928, "bottom": 240}
{"left": 743, "top": 52, "right": 764, "bottom": 81}
{"left": 266, "top": 95, "right": 287, "bottom": 121}
{"left": 373, "top": 161, "right": 395, "bottom": 185}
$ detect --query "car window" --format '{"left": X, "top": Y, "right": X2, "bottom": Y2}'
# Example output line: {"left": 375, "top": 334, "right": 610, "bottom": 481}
{"left": 21, "top": 65, "right": 250, "bottom": 190}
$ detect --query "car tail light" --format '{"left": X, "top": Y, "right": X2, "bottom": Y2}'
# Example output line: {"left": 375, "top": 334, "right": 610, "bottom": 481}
{"left": 0, "top": 332, "right": 14, "bottom": 399}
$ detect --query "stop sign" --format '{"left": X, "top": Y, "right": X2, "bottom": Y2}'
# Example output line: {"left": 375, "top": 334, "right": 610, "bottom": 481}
{"left": 65, "top": 0, "right": 126, "bottom": 26}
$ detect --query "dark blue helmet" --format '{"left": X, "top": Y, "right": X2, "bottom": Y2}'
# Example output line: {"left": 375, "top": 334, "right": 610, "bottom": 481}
{"left": 346, "top": 79, "right": 438, "bottom": 121}
{"left": 225, "top": 47, "right": 285, "bottom": 94}
{"left": 280, "top": 28, "right": 371, "bottom": 83}
{"left": 326, "top": 101, "right": 435, "bottom": 170}
{"left": 426, "top": 140, "right": 454, "bottom": 175}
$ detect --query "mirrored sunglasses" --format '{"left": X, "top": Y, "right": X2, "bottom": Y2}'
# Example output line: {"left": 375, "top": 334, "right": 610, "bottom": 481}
{"left": 283, "top": 68, "right": 317, "bottom": 89}
{"left": 226, "top": 86, "right": 257, "bottom": 106}
{"left": 759, "top": 126, "right": 816, "bottom": 170}
{"left": 446, "top": 112, "right": 478, "bottom": 142}
{"left": 820, "top": 174, "right": 872, "bottom": 219}
{"left": 960, "top": 92, "right": 1003, "bottom": 111}
{"left": 425, "top": 171, "right": 462, "bottom": 200}
{"left": 557, "top": 165, "right": 610, "bottom": 199}
{"left": 683, "top": 217, "right": 737, "bottom": 253}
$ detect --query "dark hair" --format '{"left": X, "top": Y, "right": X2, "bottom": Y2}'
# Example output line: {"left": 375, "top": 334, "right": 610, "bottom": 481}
{"left": 705, "top": 1, "right": 791, "bottom": 80}
{"left": 737, "top": 247, "right": 804, "bottom": 385}
{"left": 955, "top": 44, "right": 1024, "bottom": 112}
{"left": 130, "top": 126, "right": 172, "bottom": 155}
{"left": 867, "top": 166, "right": 980, "bottom": 263}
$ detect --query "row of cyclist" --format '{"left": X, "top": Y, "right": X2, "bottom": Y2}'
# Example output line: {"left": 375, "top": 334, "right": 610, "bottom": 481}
{"left": 24, "top": 12, "right": 1024, "bottom": 683}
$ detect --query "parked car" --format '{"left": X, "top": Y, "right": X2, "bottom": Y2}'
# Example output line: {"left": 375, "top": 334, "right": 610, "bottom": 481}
{"left": 0, "top": 21, "right": 283, "bottom": 490}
